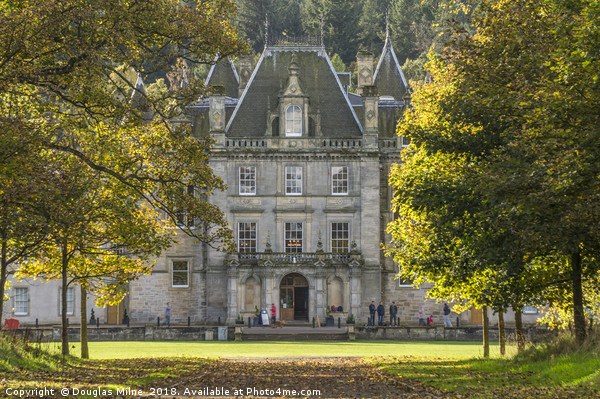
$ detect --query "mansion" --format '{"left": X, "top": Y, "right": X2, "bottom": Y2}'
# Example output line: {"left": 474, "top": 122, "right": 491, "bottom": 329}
{"left": 4, "top": 35, "right": 540, "bottom": 327}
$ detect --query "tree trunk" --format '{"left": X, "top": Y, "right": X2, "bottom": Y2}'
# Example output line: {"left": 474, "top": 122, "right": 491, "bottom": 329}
{"left": 80, "top": 285, "right": 89, "bottom": 359}
{"left": 571, "top": 250, "right": 586, "bottom": 345}
{"left": 61, "top": 241, "right": 69, "bottom": 357}
{"left": 483, "top": 305, "right": 489, "bottom": 358}
{"left": 0, "top": 234, "right": 8, "bottom": 329}
{"left": 498, "top": 311, "right": 506, "bottom": 356}
{"left": 514, "top": 307, "right": 525, "bottom": 352}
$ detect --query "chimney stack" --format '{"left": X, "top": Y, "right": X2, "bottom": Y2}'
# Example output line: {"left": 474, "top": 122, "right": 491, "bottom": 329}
{"left": 357, "top": 51, "right": 374, "bottom": 96}
{"left": 209, "top": 85, "right": 226, "bottom": 146}
{"left": 238, "top": 55, "right": 254, "bottom": 98}
{"left": 362, "top": 85, "right": 379, "bottom": 148}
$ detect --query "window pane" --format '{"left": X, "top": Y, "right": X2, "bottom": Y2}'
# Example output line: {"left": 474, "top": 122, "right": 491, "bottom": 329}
{"left": 15, "top": 288, "right": 28, "bottom": 315}
{"left": 67, "top": 287, "right": 73, "bottom": 314}
{"left": 59, "top": 287, "right": 74, "bottom": 315}
{"left": 239, "top": 166, "right": 256, "bottom": 195}
{"left": 238, "top": 222, "right": 257, "bottom": 252}
{"left": 285, "top": 167, "right": 302, "bottom": 195}
{"left": 523, "top": 306, "right": 538, "bottom": 314}
{"left": 175, "top": 185, "right": 195, "bottom": 227}
{"left": 172, "top": 260, "right": 189, "bottom": 287}
{"left": 285, "top": 105, "right": 302, "bottom": 136}
{"left": 331, "top": 222, "right": 349, "bottom": 253}
{"left": 285, "top": 222, "right": 303, "bottom": 253}
{"left": 332, "top": 166, "right": 348, "bottom": 195}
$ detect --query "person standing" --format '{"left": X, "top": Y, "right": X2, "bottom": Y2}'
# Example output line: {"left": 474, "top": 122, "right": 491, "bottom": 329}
{"left": 389, "top": 301, "right": 398, "bottom": 326}
{"left": 418, "top": 307, "right": 425, "bottom": 326}
{"left": 377, "top": 301, "right": 385, "bottom": 326}
{"left": 443, "top": 303, "right": 453, "bottom": 328}
{"left": 164, "top": 302, "right": 171, "bottom": 328}
{"left": 271, "top": 303, "right": 277, "bottom": 324}
{"left": 368, "top": 301, "right": 376, "bottom": 326}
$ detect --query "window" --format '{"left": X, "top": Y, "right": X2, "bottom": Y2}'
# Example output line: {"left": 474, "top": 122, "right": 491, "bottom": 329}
{"left": 171, "top": 260, "right": 190, "bottom": 288}
{"left": 238, "top": 222, "right": 257, "bottom": 252}
{"left": 285, "top": 105, "right": 302, "bottom": 136}
{"left": 14, "top": 288, "right": 28, "bottom": 315}
{"left": 398, "top": 276, "right": 414, "bottom": 287}
{"left": 402, "top": 136, "right": 411, "bottom": 147}
{"left": 331, "top": 222, "right": 349, "bottom": 253}
{"left": 285, "top": 222, "right": 303, "bottom": 253}
{"left": 331, "top": 166, "right": 348, "bottom": 195}
{"left": 285, "top": 166, "right": 302, "bottom": 195}
{"left": 239, "top": 166, "right": 256, "bottom": 195}
{"left": 175, "top": 185, "right": 195, "bottom": 227}
{"left": 59, "top": 287, "right": 74, "bottom": 315}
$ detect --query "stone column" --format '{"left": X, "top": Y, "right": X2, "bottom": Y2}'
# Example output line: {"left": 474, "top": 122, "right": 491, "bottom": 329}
{"left": 264, "top": 267, "right": 276, "bottom": 313}
{"left": 350, "top": 268, "right": 362, "bottom": 321}
{"left": 315, "top": 270, "right": 326, "bottom": 319}
{"left": 226, "top": 267, "right": 239, "bottom": 324}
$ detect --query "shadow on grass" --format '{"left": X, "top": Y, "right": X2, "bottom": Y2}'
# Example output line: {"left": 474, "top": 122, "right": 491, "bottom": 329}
{"left": 374, "top": 353, "right": 600, "bottom": 399}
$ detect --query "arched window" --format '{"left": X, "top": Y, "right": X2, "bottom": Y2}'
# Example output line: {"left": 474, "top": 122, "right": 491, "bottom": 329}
{"left": 285, "top": 105, "right": 302, "bottom": 136}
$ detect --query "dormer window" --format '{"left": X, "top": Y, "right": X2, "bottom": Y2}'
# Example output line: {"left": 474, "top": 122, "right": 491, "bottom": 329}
{"left": 285, "top": 105, "right": 302, "bottom": 136}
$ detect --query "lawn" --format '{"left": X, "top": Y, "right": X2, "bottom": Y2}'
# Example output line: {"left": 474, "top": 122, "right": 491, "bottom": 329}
{"left": 64, "top": 340, "right": 512, "bottom": 359}
{"left": 375, "top": 347, "right": 600, "bottom": 398}
{"left": 4, "top": 336, "right": 598, "bottom": 398}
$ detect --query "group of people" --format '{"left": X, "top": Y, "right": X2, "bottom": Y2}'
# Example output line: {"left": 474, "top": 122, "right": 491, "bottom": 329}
{"left": 164, "top": 300, "right": 455, "bottom": 328}
{"left": 368, "top": 301, "right": 399, "bottom": 326}
{"left": 369, "top": 301, "right": 455, "bottom": 328}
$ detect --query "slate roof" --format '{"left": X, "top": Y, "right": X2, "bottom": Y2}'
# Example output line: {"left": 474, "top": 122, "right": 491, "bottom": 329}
{"left": 373, "top": 36, "right": 409, "bottom": 101}
{"left": 227, "top": 46, "right": 362, "bottom": 138}
{"left": 205, "top": 56, "right": 240, "bottom": 99}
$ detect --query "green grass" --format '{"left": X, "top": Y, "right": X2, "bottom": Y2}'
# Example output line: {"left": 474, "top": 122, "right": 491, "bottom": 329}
{"left": 376, "top": 335, "right": 600, "bottom": 398}
{"left": 65, "top": 340, "right": 512, "bottom": 359}
{"left": 0, "top": 334, "right": 64, "bottom": 372}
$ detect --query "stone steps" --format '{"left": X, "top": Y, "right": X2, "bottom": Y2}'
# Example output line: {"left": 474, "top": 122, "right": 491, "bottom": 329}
{"left": 242, "top": 333, "right": 348, "bottom": 341}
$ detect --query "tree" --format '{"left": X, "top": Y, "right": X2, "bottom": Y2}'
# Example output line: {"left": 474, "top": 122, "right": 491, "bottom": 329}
{"left": 358, "top": 0, "right": 390, "bottom": 55}
{"left": 235, "top": 0, "right": 304, "bottom": 53}
{"left": 0, "top": 131, "right": 49, "bottom": 327}
{"left": 301, "top": 0, "right": 363, "bottom": 64}
{"left": 388, "top": 0, "right": 600, "bottom": 347}
{"left": 15, "top": 150, "right": 172, "bottom": 356}
{"left": 388, "top": 0, "right": 477, "bottom": 81}
{"left": 0, "top": 0, "right": 244, "bottom": 325}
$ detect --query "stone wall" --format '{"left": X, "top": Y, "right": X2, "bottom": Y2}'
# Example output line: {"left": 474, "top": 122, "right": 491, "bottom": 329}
{"left": 6, "top": 325, "right": 555, "bottom": 343}
{"left": 129, "top": 272, "right": 205, "bottom": 324}
{"left": 8, "top": 326, "right": 234, "bottom": 342}
{"left": 356, "top": 325, "right": 555, "bottom": 342}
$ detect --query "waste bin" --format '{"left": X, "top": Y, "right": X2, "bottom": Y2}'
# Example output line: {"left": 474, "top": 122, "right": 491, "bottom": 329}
{"left": 217, "top": 326, "right": 228, "bottom": 341}
{"left": 205, "top": 330, "right": 214, "bottom": 341}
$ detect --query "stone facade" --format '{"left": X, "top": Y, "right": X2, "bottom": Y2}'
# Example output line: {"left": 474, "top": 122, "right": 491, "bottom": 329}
{"left": 3, "top": 37, "right": 545, "bottom": 328}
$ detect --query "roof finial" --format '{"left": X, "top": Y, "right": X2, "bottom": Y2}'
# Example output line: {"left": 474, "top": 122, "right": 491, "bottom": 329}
{"left": 385, "top": 8, "right": 390, "bottom": 44}
{"left": 320, "top": 15, "right": 325, "bottom": 47}
{"left": 264, "top": 14, "right": 269, "bottom": 48}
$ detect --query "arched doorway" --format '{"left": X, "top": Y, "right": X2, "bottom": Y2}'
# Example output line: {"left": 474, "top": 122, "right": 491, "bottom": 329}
{"left": 280, "top": 273, "right": 308, "bottom": 321}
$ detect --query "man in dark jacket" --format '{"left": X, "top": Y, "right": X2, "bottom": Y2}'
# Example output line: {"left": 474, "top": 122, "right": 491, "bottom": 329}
{"left": 368, "top": 301, "right": 376, "bottom": 326}
{"left": 389, "top": 301, "right": 398, "bottom": 326}
{"left": 377, "top": 301, "right": 385, "bottom": 326}
{"left": 443, "top": 303, "right": 453, "bottom": 328}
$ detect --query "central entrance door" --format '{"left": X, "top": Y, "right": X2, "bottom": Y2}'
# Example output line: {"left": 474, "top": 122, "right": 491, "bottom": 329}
{"left": 280, "top": 273, "right": 309, "bottom": 321}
